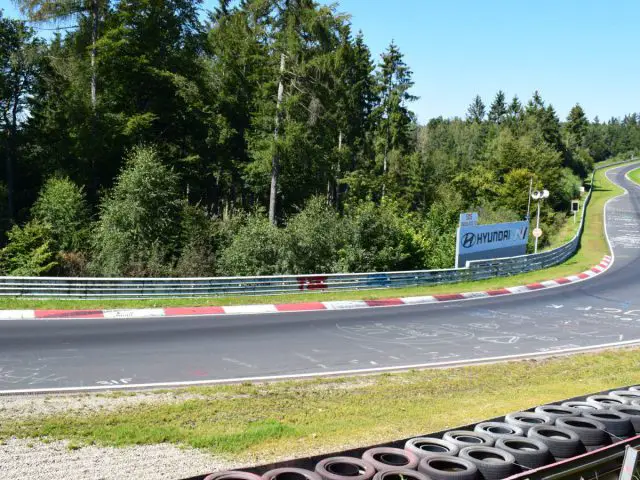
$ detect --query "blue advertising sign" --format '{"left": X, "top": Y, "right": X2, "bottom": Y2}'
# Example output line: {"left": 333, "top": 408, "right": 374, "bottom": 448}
{"left": 455, "top": 221, "right": 529, "bottom": 268}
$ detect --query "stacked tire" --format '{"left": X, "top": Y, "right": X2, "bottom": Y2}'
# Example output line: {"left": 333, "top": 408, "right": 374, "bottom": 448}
{"left": 204, "top": 387, "right": 640, "bottom": 480}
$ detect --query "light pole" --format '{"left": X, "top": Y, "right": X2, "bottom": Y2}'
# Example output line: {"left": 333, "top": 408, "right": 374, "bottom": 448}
{"left": 531, "top": 189, "right": 549, "bottom": 254}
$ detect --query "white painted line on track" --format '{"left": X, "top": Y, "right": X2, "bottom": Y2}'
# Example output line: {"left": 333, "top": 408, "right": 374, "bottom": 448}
{"left": 3, "top": 337, "right": 640, "bottom": 395}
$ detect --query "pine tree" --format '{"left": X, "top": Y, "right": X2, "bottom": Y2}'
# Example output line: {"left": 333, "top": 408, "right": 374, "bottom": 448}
{"left": 13, "top": 0, "right": 108, "bottom": 108}
{"left": 0, "top": 14, "right": 41, "bottom": 220}
{"left": 509, "top": 95, "right": 522, "bottom": 119}
{"left": 567, "top": 104, "right": 589, "bottom": 146}
{"left": 466, "top": 95, "right": 485, "bottom": 123}
{"left": 373, "top": 41, "right": 417, "bottom": 196}
{"left": 488, "top": 90, "right": 507, "bottom": 124}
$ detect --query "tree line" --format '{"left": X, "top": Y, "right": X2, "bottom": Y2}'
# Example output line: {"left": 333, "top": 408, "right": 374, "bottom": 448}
{"left": 1, "top": 0, "right": 639, "bottom": 277}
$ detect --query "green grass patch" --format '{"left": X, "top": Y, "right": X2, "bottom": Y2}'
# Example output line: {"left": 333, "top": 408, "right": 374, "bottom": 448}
{"left": 0, "top": 162, "right": 632, "bottom": 311}
{"left": 2, "top": 348, "right": 639, "bottom": 461}
{"left": 629, "top": 167, "right": 640, "bottom": 185}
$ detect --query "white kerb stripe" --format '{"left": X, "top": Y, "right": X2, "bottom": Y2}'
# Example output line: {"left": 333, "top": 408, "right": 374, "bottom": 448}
{"left": 322, "top": 300, "right": 368, "bottom": 310}
{"left": 461, "top": 291, "right": 490, "bottom": 299}
{"left": 0, "top": 310, "right": 36, "bottom": 320}
{"left": 505, "top": 286, "right": 530, "bottom": 294}
{"left": 566, "top": 275, "right": 582, "bottom": 282}
{"left": 399, "top": 296, "right": 438, "bottom": 305}
{"left": 582, "top": 270, "right": 597, "bottom": 277}
{"left": 103, "top": 308, "right": 166, "bottom": 319}
{"left": 540, "top": 280, "right": 558, "bottom": 287}
{"left": 223, "top": 304, "right": 278, "bottom": 315}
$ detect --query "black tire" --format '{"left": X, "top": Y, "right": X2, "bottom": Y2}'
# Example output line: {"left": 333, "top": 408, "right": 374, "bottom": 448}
{"left": 527, "top": 425, "right": 586, "bottom": 459}
{"left": 442, "top": 430, "right": 495, "bottom": 449}
{"left": 582, "top": 410, "right": 635, "bottom": 438}
{"left": 405, "top": 437, "right": 459, "bottom": 459}
{"left": 362, "top": 448, "right": 419, "bottom": 472}
{"left": 474, "top": 422, "right": 523, "bottom": 440}
{"left": 505, "top": 412, "right": 553, "bottom": 434}
{"left": 263, "top": 469, "right": 322, "bottom": 480}
{"left": 609, "top": 391, "right": 640, "bottom": 402}
{"left": 495, "top": 435, "right": 552, "bottom": 469}
{"left": 459, "top": 446, "right": 517, "bottom": 480}
{"left": 586, "top": 395, "right": 629, "bottom": 408}
{"left": 561, "top": 401, "right": 602, "bottom": 412}
{"left": 555, "top": 417, "right": 611, "bottom": 447}
{"left": 535, "top": 405, "right": 582, "bottom": 422}
{"left": 373, "top": 469, "right": 431, "bottom": 480}
{"left": 611, "top": 405, "right": 640, "bottom": 433}
{"left": 315, "top": 457, "right": 376, "bottom": 480}
{"left": 206, "top": 472, "right": 262, "bottom": 480}
{"left": 418, "top": 455, "right": 478, "bottom": 480}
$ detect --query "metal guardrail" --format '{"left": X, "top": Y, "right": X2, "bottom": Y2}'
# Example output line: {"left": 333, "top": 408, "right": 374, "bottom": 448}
{"left": 0, "top": 160, "right": 633, "bottom": 298}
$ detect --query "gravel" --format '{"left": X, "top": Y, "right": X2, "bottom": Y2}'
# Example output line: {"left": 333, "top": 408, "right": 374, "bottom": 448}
{"left": 0, "top": 437, "right": 237, "bottom": 480}
{"left": 0, "top": 392, "right": 212, "bottom": 421}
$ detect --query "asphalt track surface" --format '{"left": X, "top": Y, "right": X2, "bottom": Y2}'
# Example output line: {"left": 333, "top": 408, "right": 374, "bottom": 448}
{"left": 1, "top": 164, "right": 640, "bottom": 392}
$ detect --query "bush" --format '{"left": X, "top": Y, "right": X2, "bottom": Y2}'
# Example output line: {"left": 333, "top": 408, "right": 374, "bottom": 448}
{"left": 280, "top": 196, "right": 346, "bottom": 274}
{"left": 32, "top": 176, "right": 90, "bottom": 252}
{"left": 217, "top": 212, "right": 284, "bottom": 276}
{"left": 173, "top": 204, "right": 217, "bottom": 277}
{"left": 0, "top": 220, "right": 57, "bottom": 276}
{"left": 91, "top": 145, "right": 182, "bottom": 276}
{"left": 338, "top": 200, "right": 420, "bottom": 272}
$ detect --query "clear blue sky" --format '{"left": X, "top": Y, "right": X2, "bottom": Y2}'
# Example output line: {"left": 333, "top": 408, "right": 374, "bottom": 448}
{"left": 3, "top": 0, "right": 638, "bottom": 123}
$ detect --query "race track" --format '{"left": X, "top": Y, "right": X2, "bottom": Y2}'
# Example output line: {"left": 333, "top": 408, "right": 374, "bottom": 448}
{"left": 1, "top": 164, "right": 639, "bottom": 392}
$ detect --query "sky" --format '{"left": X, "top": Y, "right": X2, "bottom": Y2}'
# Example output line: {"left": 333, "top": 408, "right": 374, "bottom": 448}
{"left": 2, "top": 0, "right": 639, "bottom": 124}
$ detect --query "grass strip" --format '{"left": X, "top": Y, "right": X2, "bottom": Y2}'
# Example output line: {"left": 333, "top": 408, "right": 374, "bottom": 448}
{"left": 629, "top": 166, "right": 640, "bottom": 185}
{"left": 2, "top": 348, "right": 639, "bottom": 462}
{"left": 0, "top": 162, "right": 631, "bottom": 311}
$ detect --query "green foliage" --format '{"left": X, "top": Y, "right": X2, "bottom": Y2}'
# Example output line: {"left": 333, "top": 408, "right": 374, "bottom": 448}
{"left": 2, "top": 0, "right": 640, "bottom": 278}
{"left": 90, "top": 146, "right": 182, "bottom": 276}
{"left": 218, "top": 212, "right": 284, "bottom": 276}
{"left": 281, "top": 197, "right": 345, "bottom": 274}
{"left": 32, "top": 176, "right": 90, "bottom": 251}
{"left": 338, "top": 200, "right": 419, "bottom": 272}
{"left": 0, "top": 220, "right": 56, "bottom": 275}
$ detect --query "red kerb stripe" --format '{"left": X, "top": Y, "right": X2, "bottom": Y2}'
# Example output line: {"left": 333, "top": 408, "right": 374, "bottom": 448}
{"left": 275, "top": 302, "right": 326, "bottom": 312}
{"left": 554, "top": 278, "right": 571, "bottom": 284}
{"left": 487, "top": 289, "right": 510, "bottom": 296}
{"left": 35, "top": 310, "right": 104, "bottom": 319}
{"left": 434, "top": 294, "right": 465, "bottom": 301}
{"left": 164, "top": 306, "right": 225, "bottom": 316}
{"left": 526, "top": 283, "right": 545, "bottom": 290}
{"left": 365, "top": 298, "right": 404, "bottom": 307}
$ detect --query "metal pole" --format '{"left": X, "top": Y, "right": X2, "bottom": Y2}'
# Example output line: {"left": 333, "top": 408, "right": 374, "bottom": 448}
{"left": 534, "top": 200, "right": 541, "bottom": 254}
{"left": 526, "top": 177, "right": 533, "bottom": 220}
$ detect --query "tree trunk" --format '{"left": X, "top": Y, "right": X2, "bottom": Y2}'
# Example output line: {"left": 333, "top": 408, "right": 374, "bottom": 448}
{"left": 5, "top": 135, "right": 14, "bottom": 221}
{"left": 269, "top": 53, "right": 286, "bottom": 225}
{"left": 335, "top": 130, "right": 342, "bottom": 207}
{"left": 90, "top": 0, "right": 98, "bottom": 108}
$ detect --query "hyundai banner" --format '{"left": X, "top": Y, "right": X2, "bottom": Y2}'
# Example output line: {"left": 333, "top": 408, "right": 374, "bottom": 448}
{"left": 455, "top": 221, "right": 529, "bottom": 268}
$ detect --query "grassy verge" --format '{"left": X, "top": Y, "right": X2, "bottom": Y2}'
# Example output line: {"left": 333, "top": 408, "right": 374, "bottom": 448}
{"left": 1, "top": 348, "right": 639, "bottom": 462}
{"left": 629, "top": 166, "right": 640, "bottom": 185}
{"left": 0, "top": 163, "right": 629, "bottom": 311}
